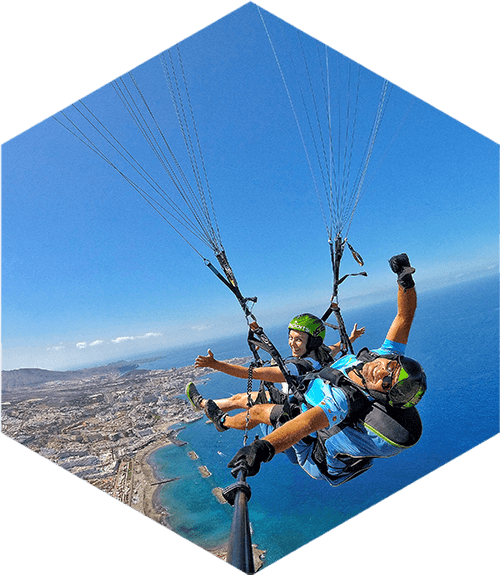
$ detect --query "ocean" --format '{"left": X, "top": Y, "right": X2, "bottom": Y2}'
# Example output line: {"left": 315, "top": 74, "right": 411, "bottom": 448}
{"left": 145, "top": 275, "right": 499, "bottom": 567}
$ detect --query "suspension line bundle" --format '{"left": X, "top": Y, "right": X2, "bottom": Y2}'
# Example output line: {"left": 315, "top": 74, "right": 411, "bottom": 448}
{"left": 258, "top": 6, "right": 395, "bottom": 355}
{"left": 55, "top": 45, "right": 295, "bottom": 382}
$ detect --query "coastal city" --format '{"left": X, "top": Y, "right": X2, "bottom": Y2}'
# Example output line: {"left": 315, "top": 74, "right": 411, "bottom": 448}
{"left": 1, "top": 355, "right": 264, "bottom": 568}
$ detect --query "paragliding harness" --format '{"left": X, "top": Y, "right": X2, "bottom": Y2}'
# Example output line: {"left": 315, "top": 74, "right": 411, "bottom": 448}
{"left": 296, "top": 364, "right": 423, "bottom": 485}
{"left": 251, "top": 355, "right": 316, "bottom": 417}
{"left": 237, "top": 234, "right": 369, "bottom": 428}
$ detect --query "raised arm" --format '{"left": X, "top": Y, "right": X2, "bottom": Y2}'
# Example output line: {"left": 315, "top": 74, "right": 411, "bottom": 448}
{"left": 195, "top": 349, "right": 285, "bottom": 383}
{"left": 385, "top": 253, "right": 417, "bottom": 345}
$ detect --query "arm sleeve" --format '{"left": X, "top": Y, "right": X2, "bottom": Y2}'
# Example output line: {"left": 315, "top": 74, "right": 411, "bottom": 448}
{"left": 304, "top": 379, "right": 349, "bottom": 428}
{"left": 371, "top": 338, "right": 407, "bottom": 356}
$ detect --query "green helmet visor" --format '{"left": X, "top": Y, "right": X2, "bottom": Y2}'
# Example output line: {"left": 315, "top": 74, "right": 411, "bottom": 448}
{"left": 382, "top": 364, "right": 408, "bottom": 389}
{"left": 387, "top": 358, "right": 426, "bottom": 408}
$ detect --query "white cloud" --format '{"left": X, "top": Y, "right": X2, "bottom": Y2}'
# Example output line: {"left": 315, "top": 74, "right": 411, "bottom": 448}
{"left": 47, "top": 345, "right": 65, "bottom": 351}
{"left": 112, "top": 332, "right": 163, "bottom": 344}
{"left": 74, "top": 334, "right": 162, "bottom": 349}
{"left": 112, "top": 337, "right": 133, "bottom": 344}
{"left": 76, "top": 339, "right": 104, "bottom": 349}
{"left": 190, "top": 324, "right": 212, "bottom": 331}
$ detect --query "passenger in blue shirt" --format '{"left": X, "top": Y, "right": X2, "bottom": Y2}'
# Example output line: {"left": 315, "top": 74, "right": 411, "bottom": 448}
{"left": 227, "top": 254, "right": 427, "bottom": 485}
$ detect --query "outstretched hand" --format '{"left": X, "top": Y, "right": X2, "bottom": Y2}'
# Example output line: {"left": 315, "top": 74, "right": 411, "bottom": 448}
{"left": 350, "top": 323, "right": 365, "bottom": 341}
{"left": 195, "top": 349, "right": 216, "bottom": 369}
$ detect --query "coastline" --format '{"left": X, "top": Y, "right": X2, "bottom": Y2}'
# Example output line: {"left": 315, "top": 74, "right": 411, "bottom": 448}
{"left": 2, "top": 355, "right": 262, "bottom": 569}
{"left": 132, "top": 427, "right": 233, "bottom": 558}
{"left": 132, "top": 424, "right": 265, "bottom": 570}
{"left": 132, "top": 435, "right": 174, "bottom": 527}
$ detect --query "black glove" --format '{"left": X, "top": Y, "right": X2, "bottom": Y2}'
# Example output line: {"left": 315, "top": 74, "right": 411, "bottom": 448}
{"left": 227, "top": 439, "right": 275, "bottom": 478}
{"left": 389, "top": 253, "right": 415, "bottom": 291}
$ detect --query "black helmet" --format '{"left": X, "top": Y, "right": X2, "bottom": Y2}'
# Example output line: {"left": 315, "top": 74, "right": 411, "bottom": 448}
{"left": 386, "top": 355, "right": 427, "bottom": 409}
{"left": 356, "top": 348, "right": 427, "bottom": 409}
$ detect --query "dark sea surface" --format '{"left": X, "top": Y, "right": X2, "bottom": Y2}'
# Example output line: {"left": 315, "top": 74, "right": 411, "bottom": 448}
{"left": 148, "top": 275, "right": 499, "bottom": 567}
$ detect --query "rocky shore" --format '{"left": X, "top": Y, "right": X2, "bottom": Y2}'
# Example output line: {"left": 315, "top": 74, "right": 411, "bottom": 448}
{"left": 1, "top": 355, "right": 267, "bottom": 569}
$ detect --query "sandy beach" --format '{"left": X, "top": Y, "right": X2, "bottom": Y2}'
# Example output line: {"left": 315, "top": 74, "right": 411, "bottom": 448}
{"left": 132, "top": 436, "right": 173, "bottom": 526}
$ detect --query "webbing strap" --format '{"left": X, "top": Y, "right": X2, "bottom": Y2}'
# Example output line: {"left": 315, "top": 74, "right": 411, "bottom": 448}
{"left": 205, "top": 254, "right": 300, "bottom": 409}
{"left": 321, "top": 234, "right": 366, "bottom": 356}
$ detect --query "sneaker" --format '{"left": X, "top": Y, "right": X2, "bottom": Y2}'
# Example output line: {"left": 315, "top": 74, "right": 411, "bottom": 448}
{"left": 186, "top": 382, "right": 204, "bottom": 411}
{"left": 204, "top": 399, "right": 228, "bottom": 432}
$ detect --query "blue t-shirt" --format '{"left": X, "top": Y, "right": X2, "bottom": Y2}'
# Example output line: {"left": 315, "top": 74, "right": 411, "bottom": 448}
{"left": 294, "top": 338, "right": 407, "bottom": 481}
{"left": 282, "top": 355, "right": 322, "bottom": 394}
{"left": 286, "top": 355, "right": 322, "bottom": 376}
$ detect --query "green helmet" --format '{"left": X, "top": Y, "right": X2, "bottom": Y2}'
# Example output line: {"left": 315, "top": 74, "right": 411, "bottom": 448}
{"left": 288, "top": 313, "right": 326, "bottom": 350}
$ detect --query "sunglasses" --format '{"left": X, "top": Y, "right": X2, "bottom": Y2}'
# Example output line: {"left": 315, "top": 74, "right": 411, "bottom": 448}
{"left": 382, "top": 360, "right": 409, "bottom": 390}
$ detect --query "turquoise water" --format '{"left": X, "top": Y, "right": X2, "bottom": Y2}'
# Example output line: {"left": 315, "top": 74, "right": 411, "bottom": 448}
{"left": 149, "top": 275, "right": 499, "bottom": 567}
{"left": 150, "top": 443, "right": 233, "bottom": 547}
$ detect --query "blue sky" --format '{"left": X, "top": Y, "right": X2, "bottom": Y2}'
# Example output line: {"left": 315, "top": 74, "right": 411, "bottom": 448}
{"left": 2, "top": 3, "right": 498, "bottom": 372}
